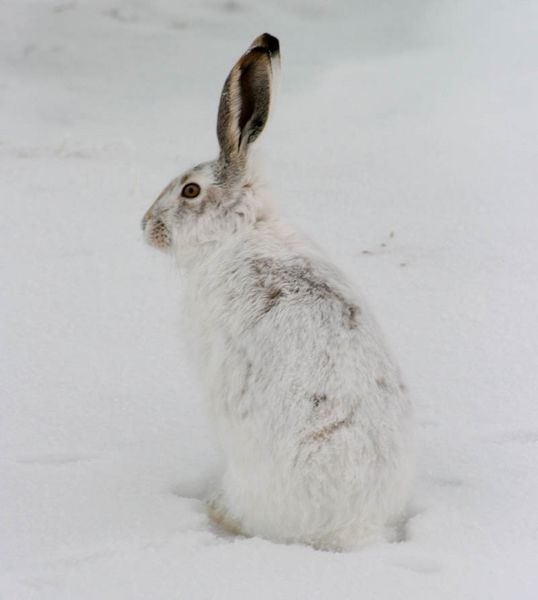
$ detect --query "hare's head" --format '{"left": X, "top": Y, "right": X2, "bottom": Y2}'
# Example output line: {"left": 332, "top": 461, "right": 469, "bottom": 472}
{"left": 142, "top": 33, "right": 280, "bottom": 257}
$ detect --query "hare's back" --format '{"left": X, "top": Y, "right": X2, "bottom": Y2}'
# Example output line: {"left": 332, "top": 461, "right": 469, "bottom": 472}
{"left": 215, "top": 234, "right": 402, "bottom": 406}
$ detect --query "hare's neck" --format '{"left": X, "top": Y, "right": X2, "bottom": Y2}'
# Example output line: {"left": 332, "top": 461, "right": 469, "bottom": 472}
{"left": 173, "top": 242, "right": 219, "bottom": 271}
{"left": 174, "top": 216, "right": 290, "bottom": 271}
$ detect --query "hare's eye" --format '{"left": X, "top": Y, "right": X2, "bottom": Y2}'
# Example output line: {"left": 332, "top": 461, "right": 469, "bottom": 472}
{"left": 181, "top": 183, "right": 201, "bottom": 199}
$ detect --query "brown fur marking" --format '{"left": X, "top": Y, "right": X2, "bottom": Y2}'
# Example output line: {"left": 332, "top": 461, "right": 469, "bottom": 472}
{"left": 304, "top": 414, "right": 353, "bottom": 444}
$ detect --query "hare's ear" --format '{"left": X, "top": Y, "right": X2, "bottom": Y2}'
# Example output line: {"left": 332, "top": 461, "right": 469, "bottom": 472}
{"left": 216, "top": 33, "right": 280, "bottom": 165}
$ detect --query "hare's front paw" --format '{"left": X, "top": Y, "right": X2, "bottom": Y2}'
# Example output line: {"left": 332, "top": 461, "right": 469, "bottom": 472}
{"left": 207, "top": 497, "right": 245, "bottom": 537}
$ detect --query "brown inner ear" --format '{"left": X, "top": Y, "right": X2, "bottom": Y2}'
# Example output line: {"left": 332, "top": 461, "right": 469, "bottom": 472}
{"left": 237, "top": 48, "right": 271, "bottom": 149}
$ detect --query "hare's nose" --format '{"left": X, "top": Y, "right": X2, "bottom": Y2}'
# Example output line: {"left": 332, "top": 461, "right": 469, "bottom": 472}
{"left": 141, "top": 209, "right": 152, "bottom": 230}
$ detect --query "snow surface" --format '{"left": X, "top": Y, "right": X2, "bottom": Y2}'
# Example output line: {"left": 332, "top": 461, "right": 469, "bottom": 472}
{"left": 1, "top": 0, "right": 538, "bottom": 598}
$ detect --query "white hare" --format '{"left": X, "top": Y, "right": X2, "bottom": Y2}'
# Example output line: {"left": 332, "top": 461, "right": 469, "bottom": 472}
{"left": 142, "top": 34, "right": 413, "bottom": 551}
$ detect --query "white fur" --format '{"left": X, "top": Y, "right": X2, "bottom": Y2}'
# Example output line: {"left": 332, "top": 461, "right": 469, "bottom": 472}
{"left": 142, "top": 35, "right": 414, "bottom": 551}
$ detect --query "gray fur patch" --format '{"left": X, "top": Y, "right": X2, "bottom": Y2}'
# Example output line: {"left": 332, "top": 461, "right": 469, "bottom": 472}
{"left": 311, "top": 393, "right": 328, "bottom": 408}
{"left": 376, "top": 377, "right": 388, "bottom": 390}
{"left": 212, "top": 157, "right": 244, "bottom": 188}
{"left": 249, "top": 257, "right": 361, "bottom": 328}
{"left": 240, "top": 360, "right": 253, "bottom": 399}
{"left": 343, "top": 303, "right": 360, "bottom": 329}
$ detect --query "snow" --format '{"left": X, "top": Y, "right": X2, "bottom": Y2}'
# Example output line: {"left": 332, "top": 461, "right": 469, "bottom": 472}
{"left": 1, "top": 0, "right": 538, "bottom": 598}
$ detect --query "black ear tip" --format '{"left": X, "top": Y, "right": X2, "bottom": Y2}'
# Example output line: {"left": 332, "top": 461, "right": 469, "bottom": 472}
{"left": 258, "top": 33, "right": 280, "bottom": 56}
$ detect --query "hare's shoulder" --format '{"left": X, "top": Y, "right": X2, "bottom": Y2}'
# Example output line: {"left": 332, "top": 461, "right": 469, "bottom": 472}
{"left": 220, "top": 247, "right": 361, "bottom": 331}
